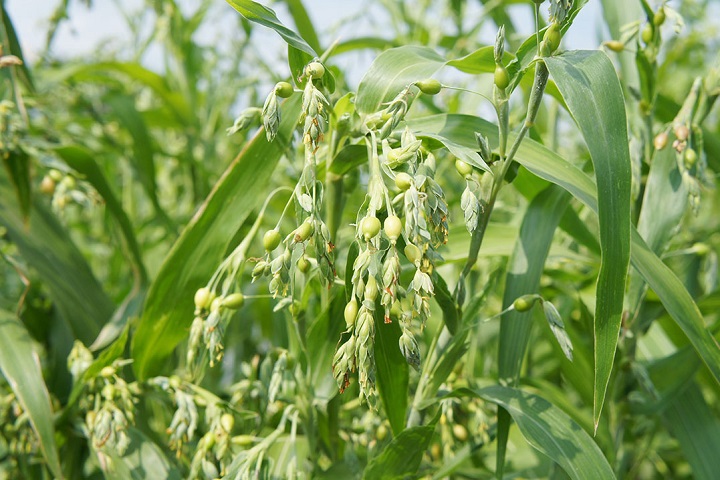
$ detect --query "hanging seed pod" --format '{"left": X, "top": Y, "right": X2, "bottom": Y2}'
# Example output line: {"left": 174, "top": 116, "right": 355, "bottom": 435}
{"left": 395, "top": 172, "right": 413, "bottom": 191}
{"left": 263, "top": 229, "right": 282, "bottom": 251}
{"left": 360, "top": 216, "right": 382, "bottom": 241}
{"left": 416, "top": 78, "right": 442, "bottom": 95}
{"left": 654, "top": 131, "right": 669, "bottom": 150}
{"left": 513, "top": 294, "right": 539, "bottom": 312}
{"left": 305, "top": 61, "right": 325, "bottom": 79}
{"left": 194, "top": 287, "right": 213, "bottom": 310}
{"left": 404, "top": 243, "right": 422, "bottom": 265}
{"left": 221, "top": 293, "right": 245, "bottom": 309}
{"left": 384, "top": 215, "right": 402, "bottom": 242}
{"left": 455, "top": 159, "right": 473, "bottom": 177}
{"left": 344, "top": 299, "right": 359, "bottom": 329}
{"left": 494, "top": 65, "right": 510, "bottom": 90}
{"left": 604, "top": 40, "right": 624, "bottom": 52}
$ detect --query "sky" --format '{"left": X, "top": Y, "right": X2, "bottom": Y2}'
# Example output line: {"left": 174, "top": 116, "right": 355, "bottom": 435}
{"left": 7, "top": 0, "right": 604, "bottom": 68}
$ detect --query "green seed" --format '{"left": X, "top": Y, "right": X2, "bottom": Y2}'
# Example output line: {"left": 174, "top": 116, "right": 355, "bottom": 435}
{"left": 194, "top": 287, "right": 213, "bottom": 309}
{"left": 361, "top": 216, "right": 381, "bottom": 241}
{"left": 294, "top": 221, "right": 314, "bottom": 242}
{"left": 653, "top": 6, "right": 666, "bottom": 27}
{"left": 365, "top": 275, "right": 379, "bottom": 301}
{"left": 48, "top": 169, "right": 63, "bottom": 182}
{"left": 263, "top": 229, "right": 282, "bottom": 251}
{"left": 305, "top": 61, "right": 325, "bottom": 79}
{"left": 220, "top": 413, "right": 235, "bottom": 433}
{"left": 297, "top": 255, "right": 311, "bottom": 273}
{"left": 684, "top": 148, "right": 698, "bottom": 168}
{"left": 604, "top": 40, "right": 624, "bottom": 52}
{"left": 39, "top": 176, "right": 56, "bottom": 195}
{"left": 384, "top": 215, "right": 402, "bottom": 242}
{"left": 641, "top": 24, "right": 654, "bottom": 44}
{"left": 274, "top": 81, "right": 294, "bottom": 98}
{"left": 416, "top": 78, "right": 442, "bottom": 95}
{"left": 542, "top": 24, "right": 561, "bottom": 55}
{"left": 494, "top": 65, "right": 509, "bottom": 90}
{"left": 455, "top": 159, "right": 473, "bottom": 177}
{"left": 211, "top": 297, "right": 223, "bottom": 312}
{"left": 453, "top": 424, "right": 468, "bottom": 442}
{"left": 404, "top": 243, "right": 422, "bottom": 265}
{"left": 674, "top": 124, "right": 689, "bottom": 141}
{"left": 395, "top": 172, "right": 413, "bottom": 191}
{"left": 513, "top": 294, "right": 539, "bottom": 312}
{"left": 344, "top": 299, "right": 359, "bottom": 329}
{"left": 221, "top": 293, "right": 245, "bottom": 309}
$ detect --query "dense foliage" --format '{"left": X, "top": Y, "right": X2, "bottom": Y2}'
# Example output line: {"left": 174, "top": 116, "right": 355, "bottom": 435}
{"left": 1, "top": 0, "right": 719, "bottom": 478}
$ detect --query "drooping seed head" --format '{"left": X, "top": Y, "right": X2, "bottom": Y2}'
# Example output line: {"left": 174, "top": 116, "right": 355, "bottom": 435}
{"left": 360, "top": 216, "right": 382, "bottom": 241}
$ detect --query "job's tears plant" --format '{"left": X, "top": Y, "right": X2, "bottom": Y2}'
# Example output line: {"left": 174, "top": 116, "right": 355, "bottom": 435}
{"left": 1, "top": 0, "right": 720, "bottom": 478}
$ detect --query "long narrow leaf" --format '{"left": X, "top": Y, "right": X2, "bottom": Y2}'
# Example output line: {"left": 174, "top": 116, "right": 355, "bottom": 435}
{"left": 131, "top": 96, "right": 302, "bottom": 380}
{"left": 545, "top": 51, "right": 632, "bottom": 430}
{"left": 0, "top": 311, "right": 62, "bottom": 479}
{"left": 374, "top": 307, "right": 409, "bottom": 436}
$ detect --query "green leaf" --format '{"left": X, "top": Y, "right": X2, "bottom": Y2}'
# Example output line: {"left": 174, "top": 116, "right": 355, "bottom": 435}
{"left": 431, "top": 271, "right": 459, "bottom": 334}
{"left": 0, "top": 4, "right": 34, "bottom": 91}
{"left": 1, "top": 147, "right": 32, "bottom": 222}
{"left": 496, "top": 185, "right": 569, "bottom": 477}
{"left": 545, "top": 51, "right": 632, "bottom": 430}
{"left": 306, "top": 293, "right": 345, "bottom": 401}
{"left": 362, "top": 418, "right": 437, "bottom": 480}
{"left": 416, "top": 131, "right": 490, "bottom": 173}
{"left": 0, "top": 310, "right": 63, "bottom": 479}
{"left": 542, "top": 300, "right": 574, "bottom": 362}
{"left": 95, "top": 427, "right": 182, "bottom": 480}
{"left": 131, "top": 95, "right": 303, "bottom": 380}
{"left": 660, "top": 383, "right": 720, "bottom": 480}
{"left": 55, "top": 145, "right": 147, "bottom": 285}
{"left": 0, "top": 177, "right": 113, "bottom": 344}
{"left": 224, "top": 0, "right": 317, "bottom": 57}
{"left": 408, "top": 112, "right": 720, "bottom": 399}
{"left": 456, "top": 386, "right": 616, "bottom": 480}
{"left": 373, "top": 306, "right": 409, "bottom": 436}
{"left": 356, "top": 46, "right": 446, "bottom": 114}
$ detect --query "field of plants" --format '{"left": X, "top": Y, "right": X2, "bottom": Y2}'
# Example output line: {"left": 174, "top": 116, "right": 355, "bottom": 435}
{"left": 1, "top": 0, "right": 719, "bottom": 478}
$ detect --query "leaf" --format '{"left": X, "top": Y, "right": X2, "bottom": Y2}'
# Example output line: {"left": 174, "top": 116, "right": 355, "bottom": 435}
{"left": 0, "top": 4, "right": 34, "bottom": 91}
{"left": 542, "top": 301, "right": 574, "bottom": 362}
{"left": 362, "top": 418, "right": 437, "bottom": 480}
{"left": 355, "top": 46, "right": 446, "bottom": 114}
{"left": 496, "top": 185, "right": 569, "bottom": 477}
{"left": 0, "top": 176, "right": 113, "bottom": 344}
{"left": 0, "top": 310, "right": 63, "bottom": 479}
{"left": 452, "top": 386, "right": 616, "bottom": 480}
{"left": 416, "top": 131, "right": 490, "bottom": 173}
{"left": 327, "top": 144, "right": 367, "bottom": 176}
{"left": 306, "top": 293, "right": 345, "bottom": 401}
{"left": 345, "top": 241, "right": 360, "bottom": 303}
{"left": 545, "top": 51, "right": 632, "bottom": 430}
{"left": 55, "top": 145, "right": 147, "bottom": 285}
{"left": 373, "top": 306, "right": 408, "bottom": 436}
{"left": 224, "top": 0, "right": 317, "bottom": 57}
{"left": 284, "top": 0, "right": 321, "bottom": 54}
{"left": 95, "top": 427, "right": 182, "bottom": 480}
{"left": 131, "top": 95, "right": 303, "bottom": 380}
{"left": 1, "top": 147, "right": 32, "bottom": 222}
{"left": 660, "top": 382, "right": 720, "bottom": 480}
{"left": 408, "top": 113, "right": 720, "bottom": 396}
{"left": 431, "top": 271, "right": 459, "bottom": 335}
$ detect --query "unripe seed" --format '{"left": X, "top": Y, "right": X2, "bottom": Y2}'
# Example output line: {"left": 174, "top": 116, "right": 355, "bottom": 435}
{"left": 513, "top": 294, "right": 539, "bottom": 312}
{"left": 48, "top": 169, "right": 63, "bottom": 182}
{"left": 654, "top": 131, "right": 668, "bottom": 150}
{"left": 61, "top": 175, "right": 76, "bottom": 190}
{"left": 365, "top": 275, "right": 379, "bottom": 301}
{"left": 452, "top": 424, "right": 469, "bottom": 442}
{"left": 100, "top": 366, "right": 115, "bottom": 378}
{"left": 604, "top": 40, "right": 624, "bottom": 52}
{"left": 194, "top": 287, "right": 213, "bottom": 309}
{"left": 263, "top": 230, "right": 282, "bottom": 251}
{"left": 221, "top": 293, "right": 245, "bottom": 309}
{"left": 297, "top": 255, "right": 311, "bottom": 273}
{"left": 641, "top": 24, "right": 654, "bottom": 44}
{"left": 395, "top": 172, "right": 413, "bottom": 191}
{"left": 404, "top": 243, "right": 422, "bottom": 265}
{"left": 416, "top": 78, "right": 442, "bottom": 95}
{"left": 653, "top": 7, "right": 666, "bottom": 27}
{"left": 361, "top": 216, "right": 381, "bottom": 241}
{"left": 376, "top": 423, "right": 388, "bottom": 441}
{"left": 40, "top": 176, "right": 56, "bottom": 195}
{"left": 305, "top": 61, "right": 325, "bottom": 79}
{"left": 674, "top": 124, "right": 689, "bottom": 141}
{"left": 220, "top": 413, "right": 235, "bottom": 433}
{"left": 384, "top": 215, "right": 402, "bottom": 242}
{"left": 684, "top": 148, "right": 698, "bottom": 168}
{"left": 455, "top": 159, "right": 473, "bottom": 177}
{"left": 274, "top": 81, "right": 294, "bottom": 98}
{"left": 494, "top": 65, "right": 509, "bottom": 90}
{"left": 542, "top": 24, "right": 561, "bottom": 54}
{"left": 344, "top": 299, "right": 359, "bottom": 329}
{"left": 294, "top": 221, "right": 314, "bottom": 242}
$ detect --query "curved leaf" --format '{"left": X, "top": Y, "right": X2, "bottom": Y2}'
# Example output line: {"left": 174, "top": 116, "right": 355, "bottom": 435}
{"left": 356, "top": 46, "right": 445, "bottom": 114}
{"left": 224, "top": 0, "right": 317, "bottom": 57}
{"left": 374, "top": 307, "right": 409, "bottom": 436}
{"left": 0, "top": 177, "right": 112, "bottom": 344}
{"left": 450, "top": 386, "right": 615, "bottom": 480}
{"left": 545, "top": 51, "right": 632, "bottom": 429}
{"left": 131, "top": 95, "right": 303, "bottom": 380}
{"left": 407, "top": 112, "right": 720, "bottom": 396}
{"left": 0, "top": 311, "right": 62, "bottom": 479}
